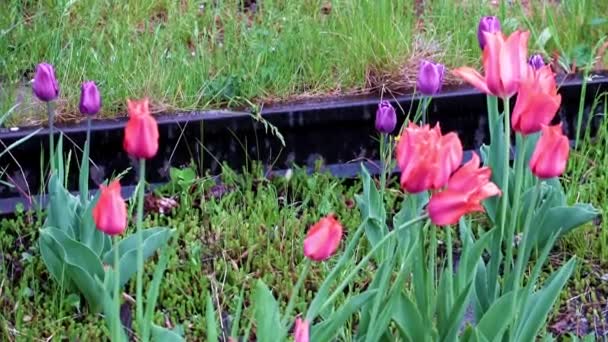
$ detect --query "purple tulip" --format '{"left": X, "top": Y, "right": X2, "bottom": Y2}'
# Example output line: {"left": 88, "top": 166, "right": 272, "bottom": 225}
{"left": 528, "top": 54, "right": 545, "bottom": 70}
{"left": 79, "top": 81, "right": 102, "bottom": 115}
{"left": 417, "top": 60, "right": 445, "bottom": 96}
{"left": 32, "top": 63, "right": 59, "bottom": 102}
{"left": 477, "top": 16, "right": 502, "bottom": 50}
{"left": 375, "top": 100, "right": 397, "bottom": 134}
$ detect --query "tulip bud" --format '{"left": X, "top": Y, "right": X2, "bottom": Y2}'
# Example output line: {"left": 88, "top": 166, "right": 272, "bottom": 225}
{"left": 303, "top": 215, "right": 343, "bottom": 261}
{"left": 92, "top": 180, "right": 128, "bottom": 235}
{"left": 33, "top": 63, "right": 60, "bottom": 102}
{"left": 375, "top": 100, "right": 397, "bottom": 134}
{"left": 529, "top": 124, "right": 570, "bottom": 179}
{"left": 477, "top": 16, "right": 502, "bottom": 50}
{"left": 528, "top": 54, "right": 545, "bottom": 70}
{"left": 417, "top": 60, "right": 445, "bottom": 96}
{"left": 123, "top": 98, "right": 159, "bottom": 159}
{"left": 79, "top": 81, "right": 102, "bottom": 115}
{"left": 294, "top": 317, "right": 310, "bottom": 342}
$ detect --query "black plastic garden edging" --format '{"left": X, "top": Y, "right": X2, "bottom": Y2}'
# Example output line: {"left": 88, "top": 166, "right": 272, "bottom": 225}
{"left": 1, "top": 71, "right": 607, "bottom": 215}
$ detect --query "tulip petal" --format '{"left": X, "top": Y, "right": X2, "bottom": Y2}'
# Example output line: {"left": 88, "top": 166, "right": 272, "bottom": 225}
{"left": 453, "top": 67, "right": 491, "bottom": 94}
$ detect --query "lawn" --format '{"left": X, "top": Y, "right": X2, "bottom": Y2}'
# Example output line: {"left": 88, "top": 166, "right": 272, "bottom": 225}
{"left": 1, "top": 0, "right": 607, "bottom": 124}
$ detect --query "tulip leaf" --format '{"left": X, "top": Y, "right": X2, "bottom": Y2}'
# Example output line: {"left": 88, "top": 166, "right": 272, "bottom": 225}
{"left": 103, "top": 227, "right": 173, "bottom": 264}
{"left": 39, "top": 228, "right": 74, "bottom": 290}
{"left": 535, "top": 204, "right": 599, "bottom": 248}
{"left": 311, "top": 291, "right": 377, "bottom": 342}
{"left": 393, "top": 191, "right": 428, "bottom": 247}
{"left": 363, "top": 290, "right": 398, "bottom": 342}
{"left": 392, "top": 292, "right": 428, "bottom": 342}
{"left": 108, "top": 228, "right": 174, "bottom": 288}
{"left": 440, "top": 280, "right": 474, "bottom": 342}
{"left": 516, "top": 258, "right": 576, "bottom": 342}
{"left": 475, "top": 290, "right": 517, "bottom": 340}
{"left": 205, "top": 294, "right": 219, "bottom": 342}
{"left": 45, "top": 173, "right": 79, "bottom": 238}
{"left": 355, "top": 165, "right": 387, "bottom": 248}
{"left": 151, "top": 324, "right": 185, "bottom": 342}
{"left": 457, "top": 229, "right": 491, "bottom": 292}
{"left": 253, "top": 279, "right": 286, "bottom": 342}
{"left": 40, "top": 228, "right": 105, "bottom": 312}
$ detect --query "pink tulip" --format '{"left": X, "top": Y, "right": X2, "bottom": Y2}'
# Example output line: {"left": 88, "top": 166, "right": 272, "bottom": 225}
{"left": 395, "top": 123, "right": 463, "bottom": 193}
{"left": 123, "top": 98, "right": 159, "bottom": 159}
{"left": 303, "top": 215, "right": 343, "bottom": 261}
{"left": 92, "top": 180, "right": 128, "bottom": 235}
{"left": 453, "top": 30, "right": 529, "bottom": 98}
{"left": 529, "top": 124, "right": 570, "bottom": 179}
{"left": 511, "top": 65, "right": 561, "bottom": 134}
{"left": 294, "top": 317, "right": 310, "bottom": 342}
{"left": 428, "top": 153, "right": 501, "bottom": 226}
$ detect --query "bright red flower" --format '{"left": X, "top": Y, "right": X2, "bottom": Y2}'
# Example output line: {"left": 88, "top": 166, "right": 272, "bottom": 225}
{"left": 453, "top": 30, "right": 529, "bottom": 98}
{"left": 428, "top": 153, "right": 501, "bottom": 226}
{"left": 123, "top": 98, "right": 159, "bottom": 159}
{"left": 529, "top": 124, "right": 570, "bottom": 179}
{"left": 303, "top": 215, "right": 343, "bottom": 261}
{"left": 511, "top": 65, "right": 561, "bottom": 134}
{"left": 92, "top": 180, "right": 128, "bottom": 235}
{"left": 294, "top": 317, "right": 310, "bottom": 342}
{"left": 395, "top": 122, "right": 463, "bottom": 193}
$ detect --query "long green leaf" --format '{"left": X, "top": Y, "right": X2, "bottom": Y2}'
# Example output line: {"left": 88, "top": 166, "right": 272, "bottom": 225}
{"left": 440, "top": 281, "right": 474, "bottom": 342}
{"left": 102, "top": 227, "right": 173, "bottom": 264}
{"left": 311, "top": 291, "right": 377, "bottom": 342}
{"left": 475, "top": 291, "right": 517, "bottom": 340}
{"left": 516, "top": 258, "right": 576, "bottom": 341}
{"left": 355, "top": 165, "right": 387, "bottom": 247}
{"left": 253, "top": 280, "right": 286, "bottom": 342}
{"left": 206, "top": 295, "right": 219, "bottom": 342}
{"left": 0, "top": 128, "right": 41, "bottom": 159}
{"left": 392, "top": 293, "right": 427, "bottom": 342}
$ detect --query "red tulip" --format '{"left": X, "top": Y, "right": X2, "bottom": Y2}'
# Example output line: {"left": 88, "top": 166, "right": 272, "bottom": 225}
{"left": 294, "top": 317, "right": 310, "bottom": 342}
{"left": 511, "top": 65, "right": 561, "bottom": 134}
{"left": 453, "top": 30, "right": 529, "bottom": 98}
{"left": 529, "top": 124, "right": 569, "bottom": 179}
{"left": 92, "top": 180, "right": 128, "bottom": 235}
{"left": 303, "top": 215, "right": 343, "bottom": 261}
{"left": 428, "top": 153, "right": 501, "bottom": 226}
{"left": 395, "top": 122, "right": 463, "bottom": 193}
{"left": 123, "top": 98, "right": 159, "bottom": 159}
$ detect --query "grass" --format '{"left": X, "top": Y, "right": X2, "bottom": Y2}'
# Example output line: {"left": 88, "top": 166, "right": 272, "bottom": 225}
{"left": 1, "top": 117, "right": 608, "bottom": 339}
{"left": 1, "top": 0, "right": 608, "bottom": 125}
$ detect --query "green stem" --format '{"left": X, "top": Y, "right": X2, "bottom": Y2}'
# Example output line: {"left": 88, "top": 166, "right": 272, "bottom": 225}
{"left": 80, "top": 117, "right": 92, "bottom": 204}
{"left": 574, "top": 69, "right": 589, "bottom": 148}
{"left": 47, "top": 101, "right": 55, "bottom": 170}
{"left": 311, "top": 214, "right": 428, "bottom": 319}
{"left": 446, "top": 225, "right": 454, "bottom": 308}
{"left": 281, "top": 259, "right": 311, "bottom": 326}
{"left": 136, "top": 158, "right": 146, "bottom": 332}
{"left": 114, "top": 236, "right": 122, "bottom": 342}
{"left": 489, "top": 97, "right": 511, "bottom": 301}
{"left": 379, "top": 133, "right": 387, "bottom": 193}
{"left": 504, "top": 134, "right": 526, "bottom": 291}
{"left": 508, "top": 180, "right": 542, "bottom": 340}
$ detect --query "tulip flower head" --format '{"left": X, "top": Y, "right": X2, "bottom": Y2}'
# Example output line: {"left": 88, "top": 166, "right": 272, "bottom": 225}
{"left": 303, "top": 215, "right": 343, "bottom": 261}
{"left": 528, "top": 54, "right": 545, "bottom": 70}
{"left": 428, "top": 153, "right": 502, "bottom": 226}
{"left": 511, "top": 65, "right": 561, "bottom": 134}
{"left": 33, "top": 63, "right": 60, "bottom": 102}
{"left": 454, "top": 30, "right": 530, "bottom": 98}
{"left": 375, "top": 100, "right": 397, "bottom": 134}
{"left": 417, "top": 60, "right": 445, "bottom": 96}
{"left": 79, "top": 81, "right": 102, "bottom": 115}
{"left": 477, "top": 16, "right": 502, "bottom": 50}
{"left": 92, "top": 180, "right": 128, "bottom": 235}
{"left": 529, "top": 124, "right": 570, "bottom": 179}
{"left": 395, "top": 122, "right": 463, "bottom": 193}
{"left": 294, "top": 317, "right": 310, "bottom": 342}
{"left": 123, "top": 98, "right": 159, "bottom": 159}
